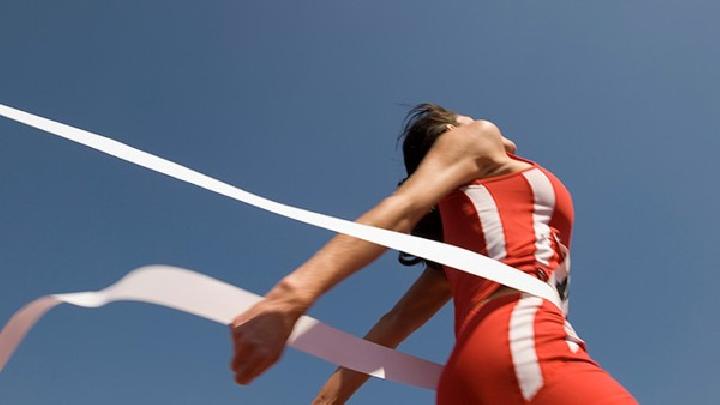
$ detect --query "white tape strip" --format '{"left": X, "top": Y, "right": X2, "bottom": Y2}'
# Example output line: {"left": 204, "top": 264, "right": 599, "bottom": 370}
{"left": 0, "top": 266, "right": 442, "bottom": 388}
{"left": 0, "top": 104, "right": 560, "bottom": 304}
{"left": 0, "top": 103, "right": 560, "bottom": 387}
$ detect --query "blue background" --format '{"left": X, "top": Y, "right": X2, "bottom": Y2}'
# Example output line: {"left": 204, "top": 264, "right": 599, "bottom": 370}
{"left": 1, "top": 1, "right": 717, "bottom": 403}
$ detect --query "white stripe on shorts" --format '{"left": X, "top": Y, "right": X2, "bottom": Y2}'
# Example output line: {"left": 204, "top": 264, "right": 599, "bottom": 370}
{"left": 509, "top": 294, "right": 544, "bottom": 400}
{"left": 564, "top": 321, "right": 582, "bottom": 353}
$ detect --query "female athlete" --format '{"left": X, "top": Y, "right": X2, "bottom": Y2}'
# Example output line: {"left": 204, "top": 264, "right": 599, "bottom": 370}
{"left": 229, "top": 104, "right": 637, "bottom": 404}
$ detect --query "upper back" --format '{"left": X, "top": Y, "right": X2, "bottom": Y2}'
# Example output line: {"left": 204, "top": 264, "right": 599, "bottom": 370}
{"left": 438, "top": 155, "right": 574, "bottom": 332}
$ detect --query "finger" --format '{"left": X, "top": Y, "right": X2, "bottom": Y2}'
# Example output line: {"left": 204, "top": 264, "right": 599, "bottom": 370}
{"left": 229, "top": 314, "right": 250, "bottom": 330}
{"left": 230, "top": 340, "right": 254, "bottom": 372}
{"left": 230, "top": 320, "right": 263, "bottom": 369}
{"left": 230, "top": 327, "right": 256, "bottom": 372}
{"left": 234, "top": 353, "right": 268, "bottom": 385}
{"left": 313, "top": 395, "right": 340, "bottom": 405}
{"left": 235, "top": 350, "right": 281, "bottom": 385}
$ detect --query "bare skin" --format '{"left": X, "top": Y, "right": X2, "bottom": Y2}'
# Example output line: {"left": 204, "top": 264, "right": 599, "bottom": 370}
{"left": 312, "top": 266, "right": 451, "bottom": 405}
{"left": 229, "top": 117, "right": 529, "bottom": 386}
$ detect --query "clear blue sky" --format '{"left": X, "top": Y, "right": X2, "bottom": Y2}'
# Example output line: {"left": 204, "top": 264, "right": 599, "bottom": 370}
{"left": 1, "top": 1, "right": 717, "bottom": 404}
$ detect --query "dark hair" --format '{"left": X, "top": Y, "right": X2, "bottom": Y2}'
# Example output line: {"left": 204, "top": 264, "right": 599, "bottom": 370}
{"left": 397, "top": 103, "right": 458, "bottom": 268}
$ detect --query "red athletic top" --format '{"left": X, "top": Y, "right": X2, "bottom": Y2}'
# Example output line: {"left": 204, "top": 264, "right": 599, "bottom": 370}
{"left": 438, "top": 155, "right": 573, "bottom": 335}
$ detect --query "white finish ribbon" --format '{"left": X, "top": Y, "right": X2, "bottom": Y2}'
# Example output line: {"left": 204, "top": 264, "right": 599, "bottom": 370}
{"left": 0, "top": 104, "right": 560, "bottom": 304}
{"left": 0, "top": 266, "right": 442, "bottom": 388}
{"left": 0, "top": 103, "right": 560, "bottom": 387}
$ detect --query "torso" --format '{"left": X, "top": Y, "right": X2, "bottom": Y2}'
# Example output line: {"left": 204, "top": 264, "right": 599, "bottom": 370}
{"left": 438, "top": 154, "right": 573, "bottom": 336}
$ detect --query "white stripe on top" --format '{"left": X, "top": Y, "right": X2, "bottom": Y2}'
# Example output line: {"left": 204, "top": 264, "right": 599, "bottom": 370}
{"left": 522, "top": 169, "right": 556, "bottom": 266}
{"left": 509, "top": 294, "right": 545, "bottom": 400}
{"left": 464, "top": 185, "right": 506, "bottom": 260}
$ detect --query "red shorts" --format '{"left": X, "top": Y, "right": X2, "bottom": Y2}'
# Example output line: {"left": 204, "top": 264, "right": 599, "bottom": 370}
{"left": 437, "top": 293, "right": 637, "bottom": 404}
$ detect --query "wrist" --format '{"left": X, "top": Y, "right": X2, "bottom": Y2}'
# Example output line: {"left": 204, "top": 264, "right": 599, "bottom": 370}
{"left": 265, "top": 275, "right": 316, "bottom": 315}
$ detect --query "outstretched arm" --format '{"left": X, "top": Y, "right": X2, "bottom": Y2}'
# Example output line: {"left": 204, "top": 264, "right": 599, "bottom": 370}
{"left": 313, "top": 266, "right": 450, "bottom": 404}
{"left": 230, "top": 121, "right": 509, "bottom": 384}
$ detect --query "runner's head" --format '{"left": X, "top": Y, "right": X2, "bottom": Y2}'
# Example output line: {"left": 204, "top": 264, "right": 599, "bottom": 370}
{"left": 397, "top": 103, "right": 458, "bottom": 268}
{"left": 399, "top": 105, "right": 517, "bottom": 176}
{"left": 399, "top": 103, "right": 458, "bottom": 176}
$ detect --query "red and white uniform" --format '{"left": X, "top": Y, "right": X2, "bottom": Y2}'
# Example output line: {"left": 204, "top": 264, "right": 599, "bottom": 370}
{"left": 435, "top": 155, "right": 636, "bottom": 404}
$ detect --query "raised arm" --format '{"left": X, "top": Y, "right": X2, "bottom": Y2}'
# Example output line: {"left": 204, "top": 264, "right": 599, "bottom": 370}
{"left": 230, "top": 120, "right": 511, "bottom": 385}
{"left": 313, "top": 266, "right": 451, "bottom": 404}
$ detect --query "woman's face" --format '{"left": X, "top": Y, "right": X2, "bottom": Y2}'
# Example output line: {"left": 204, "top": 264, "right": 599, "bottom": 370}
{"left": 452, "top": 115, "right": 518, "bottom": 154}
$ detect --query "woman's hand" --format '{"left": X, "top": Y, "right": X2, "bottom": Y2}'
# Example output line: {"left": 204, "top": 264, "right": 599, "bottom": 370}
{"left": 312, "top": 367, "right": 370, "bottom": 405}
{"left": 229, "top": 297, "right": 304, "bottom": 385}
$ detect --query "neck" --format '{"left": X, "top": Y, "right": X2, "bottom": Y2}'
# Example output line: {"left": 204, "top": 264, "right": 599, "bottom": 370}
{"left": 477, "top": 154, "right": 532, "bottom": 179}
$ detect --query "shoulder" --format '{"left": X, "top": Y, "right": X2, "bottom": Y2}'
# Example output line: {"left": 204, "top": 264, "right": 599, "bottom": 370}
{"left": 433, "top": 121, "right": 504, "bottom": 158}
{"left": 396, "top": 121, "right": 518, "bottom": 211}
{"left": 427, "top": 121, "right": 510, "bottom": 180}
